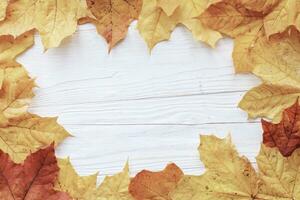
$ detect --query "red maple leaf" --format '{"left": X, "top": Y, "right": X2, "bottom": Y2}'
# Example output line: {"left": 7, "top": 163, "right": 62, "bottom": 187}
{"left": 0, "top": 145, "right": 71, "bottom": 200}
{"left": 262, "top": 100, "right": 300, "bottom": 156}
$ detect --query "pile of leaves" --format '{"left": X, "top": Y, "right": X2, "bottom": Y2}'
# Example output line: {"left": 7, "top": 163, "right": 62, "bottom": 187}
{"left": 0, "top": 0, "right": 299, "bottom": 199}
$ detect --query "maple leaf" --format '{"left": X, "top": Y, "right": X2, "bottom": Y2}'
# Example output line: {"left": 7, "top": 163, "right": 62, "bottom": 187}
{"left": 172, "top": 0, "right": 222, "bottom": 47}
{"left": 238, "top": 29, "right": 300, "bottom": 121}
{"left": 0, "top": 0, "right": 7, "bottom": 21}
{"left": 171, "top": 135, "right": 300, "bottom": 200}
{"left": 137, "top": 0, "right": 178, "bottom": 50}
{"left": 0, "top": 145, "right": 71, "bottom": 200}
{"left": 85, "top": 0, "right": 142, "bottom": 51}
{"left": 240, "top": 0, "right": 280, "bottom": 13}
{"left": 157, "top": 0, "right": 180, "bottom": 16}
{"left": 262, "top": 100, "right": 300, "bottom": 157}
{"left": 129, "top": 163, "right": 183, "bottom": 200}
{"left": 0, "top": 31, "right": 34, "bottom": 68}
{"left": 239, "top": 84, "right": 300, "bottom": 123}
{"left": 138, "top": 0, "right": 222, "bottom": 50}
{"left": 56, "top": 160, "right": 132, "bottom": 200}
{"left": 264, "top": 0, "right": 300, "bottom": 37}
{"left": 0, "top": 66, "right": 35, "bottom": 127}
{"left": 199, "top": 0, "right": 263, "bottom": 38}
{"left": 0, "top": 113, "right": 70, "bottom": 163}
{"left": 55, "top": 158, "right": 98, "bottom": 200}
{"left": 0, "top": 0, "right": 89, "bottom": 49}
{"left": 96, "top": 162, "right": 133, "bottom": 200}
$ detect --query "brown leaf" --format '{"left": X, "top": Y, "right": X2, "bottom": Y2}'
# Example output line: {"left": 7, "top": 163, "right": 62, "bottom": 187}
{"left": 199, "top": 0, "right": 263, "bottom": 38}
{"left": 129, "top": 163, "right": 183, "bottom": 200}
{"left": 0, "top": 145, "right": 71, "bottom": 200}
{"left": 86, "top": 0, "right": 142, "bottom": 51}
{"left": 262, "top": 100, "right": 300, "bottom": 157}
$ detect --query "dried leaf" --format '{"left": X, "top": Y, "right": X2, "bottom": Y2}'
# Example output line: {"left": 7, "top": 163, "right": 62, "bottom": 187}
{"left": 137, "top": 0, "right": 177, "bottom": 50}
{"left": 129, "top": 163, "right": 183, "bottom": 200}
{"left": 0, "top": 31, "right": 34, "bottom": 68}
{"left": 0, "top": 0, "right": 7, "bottom": 21}
{"left": 239, "top": 84, "right": 300, "bottom": 123}
{"left": 232, "top": 24, "right": 264, "bottom": 73}
{"left": 138, "top": 0, "right": 222, "bottom": 50}
{"left": 55, "top": 158, "right": 98, "bottom": 200}
{"left": 0, "top": 145, "right": 71, "bottom": 200}
{"left": 157, "top": 0, "right": 180, "bottom": 16}
{"left": 264, "top": 0, "right": 300, "bottom": 37}
{"left": 86, "top": 0, "right": 142, "bottom": 51}
{"left": 173, "top": 0, "right": 222, "bottom": 47}
{"left": 171, "top": 135, "right": 300, "bottom": 200}
{"left": 199, "top": 0, "right": 263, "bottom": 38}
{"left": 238, "top": 29, "right": 300, "bottom": 121}
{"left": 262, "top": 100, "right": 300, "bottom": 156}
{"left": 0, "top": 113, "right": 70, "bottom": 163}
{"left": 240, "top": 0, "right": 280, "bottom": 13}
{"left": 0, "top": 0, "right": 89, "bottom": 49}
{"left": 97, "top": 162, "right": 133, "bottom": 200}
{"left": 0, "top": 66, "right": 35, "bottom": 127}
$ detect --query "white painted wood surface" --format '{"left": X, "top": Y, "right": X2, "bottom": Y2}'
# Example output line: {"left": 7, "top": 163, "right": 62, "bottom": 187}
{"left": 19, "top": 22, "right": 262, "bottom": 182}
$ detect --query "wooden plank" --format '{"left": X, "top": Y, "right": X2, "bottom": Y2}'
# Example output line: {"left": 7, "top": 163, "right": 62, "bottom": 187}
{"left": 18, "top": 23, "right": 262, "bottom": 184}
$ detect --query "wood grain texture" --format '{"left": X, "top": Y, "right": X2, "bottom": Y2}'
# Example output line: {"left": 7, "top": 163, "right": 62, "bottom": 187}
{"left": 18, "top": 22, "right": 262, "bottom": 182}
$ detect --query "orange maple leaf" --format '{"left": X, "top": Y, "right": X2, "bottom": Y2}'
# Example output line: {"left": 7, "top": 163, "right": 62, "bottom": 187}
{"left": 262, "top": 100, "right": 300, "bottom": 157}
{"left": 0, "top": 145, "right": 71, "bottom": 200}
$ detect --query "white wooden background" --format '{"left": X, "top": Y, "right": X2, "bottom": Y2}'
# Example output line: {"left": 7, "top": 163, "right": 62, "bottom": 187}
{"left": 19, "top": 22, "right": 262, "bottom": 182}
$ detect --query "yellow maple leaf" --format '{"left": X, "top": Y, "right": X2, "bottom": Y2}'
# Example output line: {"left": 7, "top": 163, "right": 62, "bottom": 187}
{"left": 199, "top": 0, "right": 263, "bottom": 38}
{"left": 55, "top": 158, "right": 98, "bottom": 200}
{"left": 0, "top": 0, "right": 7, "bottom": 21}
{"left": 0, "top": 0, "right": 89, "bottom": 49}
{"left": 239, "top": 84, "right": 300, "bottom": 123}
{"left": 237, "top": 28, "right": 300, "bottom": 122}
{"left": 172, "top": 0, "right": 222, "bottom": 47}
{"left": 97, "top": 162, "right": 133, "bottom": 200}
{"left": 0, "top": 31, "right": 34, "bottom": 68}
{"left": 138, "top": 0, "right": 222, "bottom": 50}
{"left": 56, "top": 161, "right": 132, "bottom": 200}
{"left": 157, "top": 0, "right": 180, "bottom": 16}
{"left": 232, "top": 23, "right": 264, "bottom": 73}
{"left": 264, "top": 0, "right": 300, "bottom": 37}
{"left": 137, "top": 0, "right": 177, "bottom": 50}
{"left": 171, "top": 135, "right": 300, "bottom": 200}
{"left": 0, "top": 66, "right": 35, "bottom": 127}
{"left": 85, "top": 0, "right": 142, "bottom": 51}
{"left": 0, "top": 113, "right": 70, "bottom": 163}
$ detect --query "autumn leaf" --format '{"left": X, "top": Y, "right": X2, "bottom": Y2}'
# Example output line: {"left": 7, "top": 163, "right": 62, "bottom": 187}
{"left": 137, "top": 0, "right": 177, "bottom": 50}
{"left": 97, "top": 162, "right": 133, "bottom": 200}
{"left": 138, "top": 0, "right": 222, "bottom": 50}
{"left": 55, "top": 158, "right": 98, "bottom": 200}
{"left": 0, "top": 0, "right": 7, "bottom": 21}
{"left": 56, "top": 160, "right": 132, "bottom": 200}
{"left": 239, "top": 84, "right": 300, "bottom": 123}
{"left": 157, "top": 0, "right": 180, "bottom": 16}
{"left": 0, "top": 31, "right": 34, "bottom": 68}
{"left": 232, "top": 24, "right": 264, "bottom": 73}
{"left": 264, "top": 0, "right": 300, "bottom": 37}
{"left": 0, "top": 145, "right": 71, "bottom": 200}
{"left": 129, "top": 163, "right": 183, "bottom": 200}
{"left": 262, "top": 100, "right": 300, "bottom": 157}
{"left": 199, "top": 0, "right": 263, "bottom": 38}
{"left": 0, "top": 113, "right": 70, "bottom": 163}
{"left": 0, "top": 0, "right": 89, "bottom": 49}
{"left": 238, "top": 29, "right": 300, "bottom": 121}
{"left": 85, "top": 0, "right": 142, "bottom": 51}
{"left": 171, "top": 135, "right": 300, "bottom": 200}
{"left": 0, "top": 66, "right": 35, "bottom": 127}
{"left": 240, "top": 0, "right": 280, "bottom": 13}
